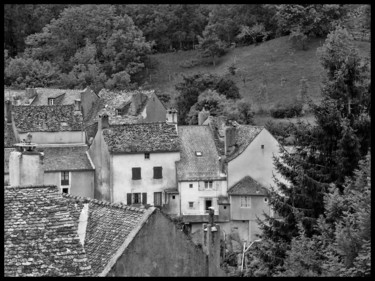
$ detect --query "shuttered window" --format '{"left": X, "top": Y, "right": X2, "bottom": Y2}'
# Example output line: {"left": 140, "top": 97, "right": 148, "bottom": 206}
{"left": 132, "top": 167, "right": 141, "bottom": 180}
{"left": 127, "top": 193, "right": 132, "bottom": 205}
{"left": 154, "top": 192, "right": 162, "bottom": 206}
{"left": 133, "top": 193, "right": 141, "bottom": 204}
{"left": 153, "top": 167, "right": 162, "bottom": 179}
{"left": 142, "top": 193, "right": 147, "bottom": 205}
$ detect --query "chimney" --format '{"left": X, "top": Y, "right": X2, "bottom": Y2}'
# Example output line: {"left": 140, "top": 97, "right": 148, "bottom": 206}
{"left": 202, "top": 208, "right": 221, "bottom": 276}
{"left": 198, "top": 107, "right": 210, "bottom": 125}
{"left": 130, "top": 92, "right": 147, "bottom": 115}
{"left": 9, "top": 133, "right": 44, "bottom": 186}
{"left": 5, "top": 100, "right": 12, "bottom": 124}
{"left": 74, "top": 99, "right": 81, "bottom": 111}
{"left": 166, "top": 108, "right": 178, "bottom": 124}
{"left": 99, "top": 113, "right": 109, "bottom": 130}
{"left": 224, "top": 124, "right": 236, "bottom": 156}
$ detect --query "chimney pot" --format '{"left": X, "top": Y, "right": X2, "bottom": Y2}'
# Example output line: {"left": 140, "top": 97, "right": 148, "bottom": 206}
{"left": 99, "top": 113, "right": 109, "bottom": 129}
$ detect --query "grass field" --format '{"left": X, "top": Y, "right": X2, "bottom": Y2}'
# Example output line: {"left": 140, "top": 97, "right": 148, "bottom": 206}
{"left": 147, "top": 35, "right": 370, "bottom": 125}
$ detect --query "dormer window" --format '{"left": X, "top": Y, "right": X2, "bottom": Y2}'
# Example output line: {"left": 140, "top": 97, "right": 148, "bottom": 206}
{"left": 48, "top": 98, "right": 54, "bottom": 105}
{"left": 145, "top": 152, "right": 150, "bottom": 159}
{"left": 195, "top": 151, "right": 202, "bottom": 156}
{"left": 115, "top": 109, "right": 122, "bottom": 116}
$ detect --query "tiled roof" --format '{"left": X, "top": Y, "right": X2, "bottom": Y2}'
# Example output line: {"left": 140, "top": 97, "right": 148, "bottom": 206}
{"left": 13, "top": 105, "right": 84, "bottom": 132}
{"left": 227, "top": 176, "right": 269, "bottom": 196}
{"left": 177, "top": 126, "right": 224, "bottom": 181}
{"left": 226, "top": 125, "right": 264, "bottom": 162}
{"left": 102, "top": 122, "right": 180, "bottom": 153}
{"left": 4, "top": 148, "right": 16, "bottom": 174}
{"left": 4, "top": 121, "right": 17, "bottom": 147}
{"left": 39, "top": 145, "right": 94, "bottom": 171}
{"left": 62, "top": 193, "right": 154, "bottom": 275}
{"left": 30, "top": 88, "right": 82, "bottom": 106}
{"left": 4, "top": 185, "right": 93, "bottom": 277}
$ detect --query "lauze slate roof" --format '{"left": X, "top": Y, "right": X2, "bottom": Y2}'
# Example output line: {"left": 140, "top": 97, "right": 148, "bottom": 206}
{"left": 4, "top": 185, "right": 93, "bottom": 277}
{"left": 227, "top": 176, "right": 269, "bottom": 196}
{"left": 226, "top": 125, "right": 264, "bottom": 162}
{"left": 103, "top": 122, "right": 180, "bottom": 153}
{"left": 62, "top": 194, "right": 154, "bottom": 275}
{"left": 177, "top": 126, "right": 224, "bottom": 181}
{"left": 13, "top": 104, "right": 84, "bottom": 133}
{"left": 30, "top": 88, "right": 82, "bottom": 106}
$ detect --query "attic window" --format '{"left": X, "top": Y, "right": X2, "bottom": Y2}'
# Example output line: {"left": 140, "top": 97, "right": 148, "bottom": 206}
{"left": 195, "top": 151, "right": 203, "bottom": 156}
{"left": 115, "top": 109, "right": 122, "bottom": 116}
{"left": 145, "top": 152, "right": 150, "bottom": 159}
{"left": 48, "top": 98, "right": 54, "bottom": 105}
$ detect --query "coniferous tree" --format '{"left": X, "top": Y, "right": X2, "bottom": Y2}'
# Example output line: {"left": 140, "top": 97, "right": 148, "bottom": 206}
{"left": 255, "top": 25, "right": 370, "bottom": 275}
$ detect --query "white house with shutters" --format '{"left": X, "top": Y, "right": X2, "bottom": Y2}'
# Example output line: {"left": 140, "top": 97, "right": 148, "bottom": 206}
{"left": 88, "top": 113, "right": 180, "bottom": 207}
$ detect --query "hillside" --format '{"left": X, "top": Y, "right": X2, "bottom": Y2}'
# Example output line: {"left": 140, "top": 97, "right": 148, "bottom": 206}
{"left": 148, "top": 36, "right": 370, "bottom": 111}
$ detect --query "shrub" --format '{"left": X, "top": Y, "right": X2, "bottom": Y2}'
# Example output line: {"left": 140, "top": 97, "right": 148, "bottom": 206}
{"left": 270, "top": 102, "right": 303, "bottom": 118}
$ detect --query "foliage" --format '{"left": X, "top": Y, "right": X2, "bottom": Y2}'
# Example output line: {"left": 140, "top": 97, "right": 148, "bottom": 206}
{"left": 13, "top": 4, "right": 152, "bottom": 91}
{"left": 299, "top": 76, "right": 308, "bottom": 103}
{"left": 264, "top": 120, "right": 296, "bottom": 143}
{"left": 175, "top": 73, "right": 240, "bottom": 124}
{"left": 255, "top": 26, "right": 370, "bottom": 276}
{"left": 198, "top": 24, "right": 227, "bottom": 66}
{"left": 270, "top": 102, "right": 303, "bottom": 118}
{"left": 236, "top": 23, "right": 270, "bottom": 45}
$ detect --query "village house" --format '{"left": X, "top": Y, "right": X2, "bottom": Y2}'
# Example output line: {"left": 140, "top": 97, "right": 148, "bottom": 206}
{"left": 199, "top": 113, "right": 285, "bottom": 243}
{"left": 88, "top": 113, "right": 180, "bottom": 206}
{"left": 4, "top": 148, "right": 224, "bottom": 276}
{"left": 84, "top": 89, "right": 168, "bottom": 144}
{"left": 174, "top": 125, "right": 229, "bottom": 233}
{"left": 6, "top": 101, "right": 86, "bottom": 145}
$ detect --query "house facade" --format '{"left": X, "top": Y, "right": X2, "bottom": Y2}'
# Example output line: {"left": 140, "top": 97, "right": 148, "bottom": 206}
{"left": 175, "top": 126, "right": 228, "bottom": 232}
{"left": 88, "top": 114, "right": 180, "bottom": 206}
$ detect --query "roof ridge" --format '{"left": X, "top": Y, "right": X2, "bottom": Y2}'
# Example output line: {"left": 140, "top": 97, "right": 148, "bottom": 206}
{"left": 62, "top": 193, "right": 146, "bottom": 213}
{"left": 5, "top": 184, "right": 59, "bottom": 190}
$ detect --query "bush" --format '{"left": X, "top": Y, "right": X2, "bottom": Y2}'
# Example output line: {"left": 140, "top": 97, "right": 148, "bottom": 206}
{"left": 270, "top": 102, "right": 303, "bottom": 118}
{"left": 178, "top": 58, "right": 201, "bottom": 68}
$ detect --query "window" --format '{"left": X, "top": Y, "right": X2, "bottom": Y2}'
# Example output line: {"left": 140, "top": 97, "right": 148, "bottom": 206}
{"left": 48, "top": 98, "right": 54, "bottom": 105}
{"left": 133, "top": 193, "right": 141, "bottom": 204}
{"left": 204, "top": 181, "right": 213, "bottom": 189}
{"left": 61, "top": 171, "right": 69, "bottom": 186}
{"left": 189, "top": 202, "right": 194, "bottom": 208}
{"left": 144, "top": 152, "right": 150, "bottom": 159}
{"left": 115, "top": 109, "right": 122, "bottom": 116}
{"left": 261, "top": 145, "right": 264, "bottom": 149}
{"left": 189, "top": 183, "right": 193, "bottom": 188}
{"left": 172, "top": 195, "right": 175, "bottom": 199}
{"left": 205, "top": 199, "right": 212, "bottom": 212}
{"left": 224, "top": 206, "right": 227, "bottom": 209}
{"left": 62, "top": 187, "right": 70, "bottom": 194}
{"left": 241, "top": 196, "right": 251, "bottom": 208}
{"left": 195, "top": 151, "right": 202, "bottom": 156}
{"left": 153, "top": 167, "right": 162, "bottom": 179}
{"left": 127, "top": 192, "right": 147, "bottom": 205}
{"left": 154, "top": 192, "right": 162, "bottom": 206}
{"left": 264, "top": 197, "right": 268, "bottom": 203}
{"left": 132, "top": 167, "right": 141, "bottom": 180}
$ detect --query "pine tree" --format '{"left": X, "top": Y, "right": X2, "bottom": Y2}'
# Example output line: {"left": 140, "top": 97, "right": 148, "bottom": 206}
{"left": 255, "top": 26, "right": 370, "bottom": 275}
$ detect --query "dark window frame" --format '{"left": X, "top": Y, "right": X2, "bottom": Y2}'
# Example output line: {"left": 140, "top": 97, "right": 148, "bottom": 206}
{"left": 153, "top": 166, "right": 163, "bottom": 179}
{"left": 132, "top": 167, "right": 141, "bottom": 180}
{"left": 145, "top": 152, "right": 150, "bottom": 159}
{"left": 48, "top": 98, "right": 55, "bottom": 105}
{"left": 61, "top": 171, "right": 69, "bottom": 186}
{"left": 154, "top": 192, "right": 162, "bottom": 206}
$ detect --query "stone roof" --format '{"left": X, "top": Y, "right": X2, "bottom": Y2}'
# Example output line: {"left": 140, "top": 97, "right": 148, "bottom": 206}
{"left": 226, "top": 125, "right": 264, "bottom": 162}
{"left": 40, "top": 145, "right": 94, "bottom": 172}
{"left": 227, "top": 176, "right": 269, "bottom": 196}
{"left": 177, "top": 126, "right": 224, "bottom": 181}
{"left": 13, "top": 105, "right": 84, "bottom": 133}
{"left": 61, "top": 193, "right": 155, "bottom": 275}
{"left": 30, "top": 88, "right": 82, "bottom": 106}
{"left": 102, "top": 122, "right": 180, "bottom": 153}
{"left": 4, "top": 185, "right": 93, "bottom": 277}
{"left": 4, "top": 145, "right": 94, "bottom": 174}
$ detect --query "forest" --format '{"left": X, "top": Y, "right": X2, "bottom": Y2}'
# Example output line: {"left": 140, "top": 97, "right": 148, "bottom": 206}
{"left": 4, "top": 4, "right": 371, "bottom": 277}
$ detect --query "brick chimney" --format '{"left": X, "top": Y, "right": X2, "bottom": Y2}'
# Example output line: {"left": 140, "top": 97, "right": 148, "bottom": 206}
{"left": 202, "top": 208, "right": 221, "bottom": 276}
{"left": 166, "top": 108, "right": 178, "bottom": 124}
{"left": 198, "top": 107, "right": 210, "bottom": 125}
{"left": 9, "top": 134, "right": 44, "bottom": 186}
{"left": 98, "top": 113, "right": 109, "bottom": 130}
